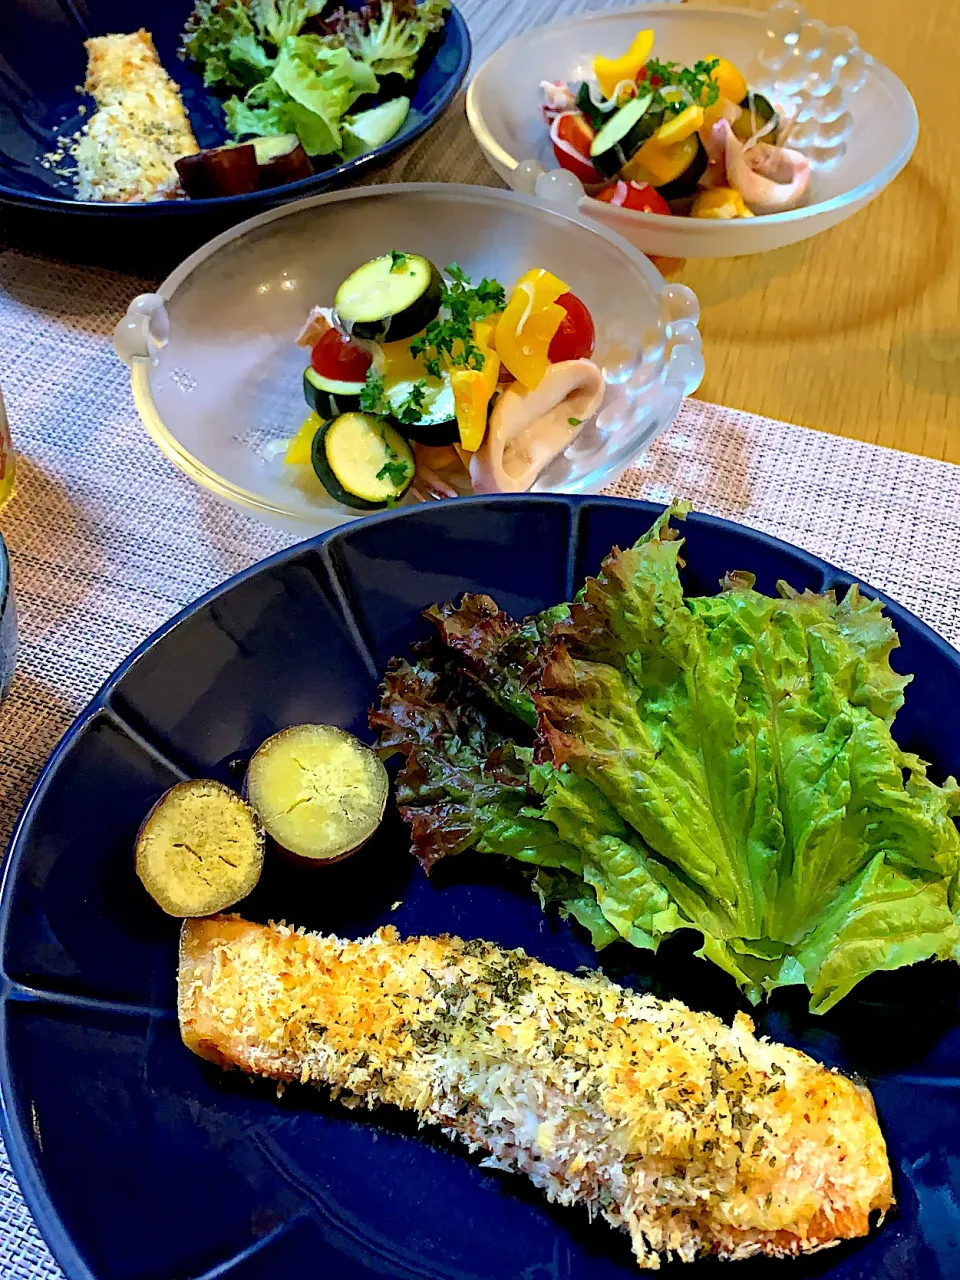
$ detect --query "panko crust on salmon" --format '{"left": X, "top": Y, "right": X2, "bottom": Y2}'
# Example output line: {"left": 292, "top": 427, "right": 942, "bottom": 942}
{"left": 179, "top": 916, "right": 893, "bottom": 1270}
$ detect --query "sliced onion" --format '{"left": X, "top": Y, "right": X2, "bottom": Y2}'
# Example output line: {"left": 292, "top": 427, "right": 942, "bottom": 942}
{"left": 610, "top": 79, "right": 637, "bottom": 102}
{"left": 660, "top": 84, "right": 695, "bottom": 109}
{"left": 264, "top": 438, "right": 292, "bottom": 463}
{"left": 604, "top": 180, "right": 630, "bottom": 207}
{"left": 415, "top": 461, "right": 458, "bottom": 500}
{"left": 585, "top": 80, "right": 629, "bottom": 112}
{"left": 585, "top": 81, "right": 606, "bottom": 108}
{"left": 362, "top": 337, "right": 386, "bottom": 377}
{"left": 549, "top": 111, "right": 592, "bottom": 165}
{"left": 744, "top": 117, "right": 779, "bottom": 151}
{"left": 741, "top": 89, "right": 780, "bottom": 151}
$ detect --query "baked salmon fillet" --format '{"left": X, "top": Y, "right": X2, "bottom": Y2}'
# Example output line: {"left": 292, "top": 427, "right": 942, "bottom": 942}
{"left": 179, "top": 916, "right": 893, "bottom": 1269}
{"left": 74, "top": 30, "right": 198, "bottom": 202}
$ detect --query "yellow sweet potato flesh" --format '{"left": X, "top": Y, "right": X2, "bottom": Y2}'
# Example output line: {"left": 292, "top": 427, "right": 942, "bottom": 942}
{"left": 136, "top": 779, "right": 264, "bottom": 917}
{"left": 245, "top": 724, "right": 387, "bottom": 863}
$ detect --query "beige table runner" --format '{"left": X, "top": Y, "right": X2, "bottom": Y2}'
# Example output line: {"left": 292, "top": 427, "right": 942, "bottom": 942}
{"left": 1, "top": 0, "right": 959, "bottom": 1273}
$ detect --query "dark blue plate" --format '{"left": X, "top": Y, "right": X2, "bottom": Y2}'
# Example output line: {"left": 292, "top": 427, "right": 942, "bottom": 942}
{"left": 0, "top": 0, "right": 469, "bottom": 222}
{"left": 0, "top": 496, "right": 957, "bottom": 1280}
{"left": 0, "top": 532, "right": 16, "bottom": 701}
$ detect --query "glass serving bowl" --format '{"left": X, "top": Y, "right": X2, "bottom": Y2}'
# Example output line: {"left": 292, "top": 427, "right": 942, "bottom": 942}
{"left": 466, "top": 2, "right": 918, "bottom": 259}
{"left": 113, "top": 183, "right": 703, "bottom": 534}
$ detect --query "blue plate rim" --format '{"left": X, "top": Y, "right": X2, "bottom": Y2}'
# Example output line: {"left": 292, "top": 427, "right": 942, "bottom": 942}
{"left": 0, "top": 492, "right": 956, "bottom": 1280}
{"left": 0, "top": 4, "right": 471, "bottom": 218}
{"left": 0, "top": 534, "right": 9, "bottom": 621}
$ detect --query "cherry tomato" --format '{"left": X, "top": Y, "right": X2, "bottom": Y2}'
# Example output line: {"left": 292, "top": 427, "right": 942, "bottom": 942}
{"left": 310, "top": 327, "right": 372, "bottom": 382}
{"left": 551, "top": 112, "right": 603, "bottom": 186}
{"left": 594, "top": 179, "right": 671, "bottom": 215}
{"left": 548, "top": 292, "right": 596, "bottom": 363}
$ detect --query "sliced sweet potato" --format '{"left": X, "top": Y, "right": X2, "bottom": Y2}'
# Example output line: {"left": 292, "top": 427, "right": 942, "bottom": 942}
{"left": 136, "top": 779, "right": 264, "bottom": 917}
{"left": 244, "top": 724, "right": 388, "bottom": 864}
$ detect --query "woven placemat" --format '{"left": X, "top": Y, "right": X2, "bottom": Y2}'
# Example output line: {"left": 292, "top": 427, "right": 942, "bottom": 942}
{"left": 1, "top": 0, "right": 959, "bottom": 1270}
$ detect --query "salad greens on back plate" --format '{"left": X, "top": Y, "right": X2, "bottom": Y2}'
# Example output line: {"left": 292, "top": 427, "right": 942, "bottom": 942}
{"left": 181, "top": 0, "right": 449, "bottom": 157}
{"left": 372, "top": 504, "right": 960, "bottom": 1013}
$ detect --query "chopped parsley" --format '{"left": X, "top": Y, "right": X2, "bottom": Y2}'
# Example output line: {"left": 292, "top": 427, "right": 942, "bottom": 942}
{"left": 479, "top": 956, "right": 533, "bottom": 1004}
{"left": 360, "top": 369, "right": 387, "bottom": 414}
{"left": 409, "top": 1021, "right": 441, "bottom": 1048}
{"left": 645, "top": 57, "right": 720, "bottom": 113}
{"left": 374, "top": 423, "right": 412, "bottom": 490}
{"left": 376, "top": 452, "right": 411, "bottom": 489}
{"left": 410, "top": 263, "right": 506, "bottom": 377}
{"left": 568, "top": 417, "right": 582, "bottom": 427}
{"left": 389, "top": 249, "right": 409, "bottom": 273}
{"left": 392, "top": 379, "right": 429, "bottom": 426}
{"left": 360, "top": 370, "right": 430, "bottom": 427}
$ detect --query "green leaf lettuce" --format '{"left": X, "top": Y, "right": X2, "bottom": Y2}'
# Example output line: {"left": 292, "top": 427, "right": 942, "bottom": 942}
{"left": 374, "top": 507, "right": 960, "bottom": 1012}
{"left": 224, "top": 38, "right": 378, "bottom": 155}
{"left": 183, "top": 0, "right": 450, "bottom": 155}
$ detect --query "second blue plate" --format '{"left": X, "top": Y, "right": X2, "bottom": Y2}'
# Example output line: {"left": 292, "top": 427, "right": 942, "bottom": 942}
{"left": 0, "top": 0, "right": 469, "bottom": 225}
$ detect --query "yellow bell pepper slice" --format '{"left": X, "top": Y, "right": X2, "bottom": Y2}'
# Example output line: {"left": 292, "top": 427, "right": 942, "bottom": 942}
{"left": 450, "top": 318, "right": 501, "bottom": 452}
{"left": 495, "top": 268, "right": 568, "bottom": 391}
{"left": 594, "top": 29, "right": 654, "bottom": 100}
{"left": 284, "top": 411, "right": 322, "bottom": 465}
{"left": 655, "top": 104, "right": 704, "bottom": 145}
{"left": 707, "top": 56, "right": 747, "bottom": 106}
{"left": 623, "top": 133, "right": 699, "bottom": 187}
{"left": 475, "top": 317, "right": 498, "bottom": 358}
{"left": 691, "top": 188, "right": 754, "bottom": 219}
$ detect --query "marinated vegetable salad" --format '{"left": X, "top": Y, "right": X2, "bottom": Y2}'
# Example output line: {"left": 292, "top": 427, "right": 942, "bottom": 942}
{"left": 542, "top": 29, "right": 810, "bottom": 218}
{"left": 284, "top": 252, "right": 604, "bottom": 509}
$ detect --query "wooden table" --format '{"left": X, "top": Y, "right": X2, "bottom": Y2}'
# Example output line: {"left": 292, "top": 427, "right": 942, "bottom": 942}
{"left": 679, "top": 0, "right": 959, "bottom": 462}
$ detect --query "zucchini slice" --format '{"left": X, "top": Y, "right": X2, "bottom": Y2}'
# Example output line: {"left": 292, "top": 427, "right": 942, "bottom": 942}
{"left": 385, "top": 372, "right": 459, "bottom": 446}
{"left": 575, "top": 82, "right": 607, "bottom": 131}
{"left": 303, "top": 366, "right": 366, "bottom": 418}
{"left": 135, "top": 779, "right": 264, "bottom": 917}
{"left": 334, "top": 253, "right": 442, "bottom": 342}
{"left": 245, "top": 724, "right": 388, "bottom": 864}
{"left": 589, "top": 92, "right": 657, "bottom": 177}
{"left": 733, "top": 91, "right": 779, "bottom": 146}
{"left": 311, "top": 411, "right": 415, "bottom": 510}
{"left": 342, "top": 97, "right": 411, "bottom": 159}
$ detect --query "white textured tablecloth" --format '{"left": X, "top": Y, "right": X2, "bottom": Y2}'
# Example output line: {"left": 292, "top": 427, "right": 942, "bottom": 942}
{"left": 2, "top": 0, "right": 960, "bottom": 1275}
